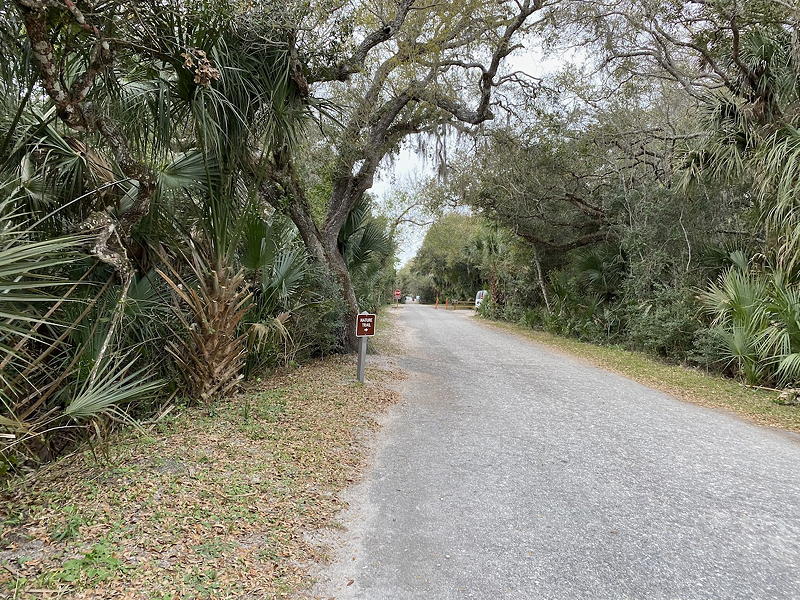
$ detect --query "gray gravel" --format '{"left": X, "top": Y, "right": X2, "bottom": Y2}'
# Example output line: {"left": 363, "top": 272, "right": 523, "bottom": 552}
{"left": 317, "top": 304, "right": 800, "bottom": 600}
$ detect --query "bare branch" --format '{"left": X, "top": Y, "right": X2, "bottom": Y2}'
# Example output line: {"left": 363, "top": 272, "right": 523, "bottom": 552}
{"left": 307, "top": 0, "right": 417, "bottom": 83}
{"left": 418, "top": 0, "right": 543, "bottom": 124}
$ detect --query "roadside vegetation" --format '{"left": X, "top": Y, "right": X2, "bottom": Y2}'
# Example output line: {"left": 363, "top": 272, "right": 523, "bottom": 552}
{"left": 0, "top": 351, "right": 402, "bottom": 598}
{"left": 0, "top": 0, "right": 536, "bottom": 594}
{"left": 0, "top": 0, "right": 539, "bottom": 474}
{"left": 0, "top": 2, "right": 398, "bottom": 475}
{"left": 404, "top": 1, "right": 800, "bottom": 406}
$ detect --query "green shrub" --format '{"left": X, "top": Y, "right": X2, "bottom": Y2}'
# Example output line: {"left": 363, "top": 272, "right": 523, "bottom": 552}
{"left": 292, "top": 269, "right": 346, "bottom": 358}
{"left": 501, "top": 301, "right": 524, "bottom": 323}
{"left": 688, "top": 327, "right": 721, "bottom": 369}
{"left": 477, "top": 294, "right": 495, "bottom": 318}
{"left": 626, "top": 287, "right": 702, "bottom": 361}
{"left": 519, "top": 307, "right": 544, "bottom": 329}
{"left": 698, "top": 255, "right": 800, "bottom": 386}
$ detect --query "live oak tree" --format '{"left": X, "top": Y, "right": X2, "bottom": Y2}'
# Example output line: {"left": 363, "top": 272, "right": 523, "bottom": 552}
{"left": 2, "top": 0, "right": 550, "bottom": 455}
{"left": 448, "top": 125, "right": 615, "bottom": 253}
{"left": 8, "top": 0, "right": 551, "bottom": 352}
{"left": 437, "top": 80, "right": 692, "bottom": 255}
{"left": 260, "top": 0, "right": 551, "bottom": 348}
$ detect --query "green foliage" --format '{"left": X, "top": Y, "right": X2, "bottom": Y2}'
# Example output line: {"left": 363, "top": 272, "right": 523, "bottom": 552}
{"left": 48, "top": 541, "right": 126, "bottom": 586}
{"left": 413, "top": 214, "right": 483, "bottom": 301}
{"left": 50, "top": 506, "right": 85, "bottom": 542}
{"left": 626, "top": 287, "right": 702, "bottom": 361}
{"left": 0, "top": 195, "right": 166, "bottom": 466}
{"left": 340, "top": 195, "right": 396, "bottom": 312}
{"left": 240, "top": 210, "right": 310, "bottom": 373}
{"left": 290, "top": 265, "right": 347, "bottom": 358}
{"left": 64, "top": 359, "right": 163, "bottom": 421}
{"left": 0, "top": 196, "right": 86, "bottom": 391}
{"left": 396, "top": 263, "right": 433, "bottom": 302}
{"left": 573, "top": 245, "right": 626, "bottom": 301}
{"left": 699, "top": 257, "right": 800, "bottom": 386}
{"left": 0, "top": 0, "right": 392, "bottom": 472}
{"left": 675, "top": 6, "right": 800, "bottom": 268}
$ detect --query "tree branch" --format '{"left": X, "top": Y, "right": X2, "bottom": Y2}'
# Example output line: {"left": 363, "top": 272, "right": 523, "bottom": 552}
{"left": 306, "top": 0, "right": 417, "bottom": 83}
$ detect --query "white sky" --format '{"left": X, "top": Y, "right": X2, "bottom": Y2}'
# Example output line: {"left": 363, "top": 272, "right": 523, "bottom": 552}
{"left": 371, "top": 43, "right": 569, "bottom": 267}
{"left": 371, "top": 144, "right": 430, "bottom": 266}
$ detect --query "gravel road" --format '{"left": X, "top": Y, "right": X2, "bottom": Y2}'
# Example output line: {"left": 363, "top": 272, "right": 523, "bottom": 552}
{"left": 316, "top": 304, "right": 800, "bottom": 600}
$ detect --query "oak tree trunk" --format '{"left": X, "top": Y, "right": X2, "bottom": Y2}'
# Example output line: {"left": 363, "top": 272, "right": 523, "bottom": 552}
{"left": 323, "top": 237, "right": 360, "bottom": 352}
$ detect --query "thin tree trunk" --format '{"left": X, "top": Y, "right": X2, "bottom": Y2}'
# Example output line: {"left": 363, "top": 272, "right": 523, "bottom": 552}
{"left": 533, "top": 246, "right": 551, "bottom": 313}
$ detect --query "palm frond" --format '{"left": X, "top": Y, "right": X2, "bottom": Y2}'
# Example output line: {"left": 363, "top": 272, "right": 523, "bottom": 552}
{"left": 64, "top": 358, "right": 162, "bottom": 421}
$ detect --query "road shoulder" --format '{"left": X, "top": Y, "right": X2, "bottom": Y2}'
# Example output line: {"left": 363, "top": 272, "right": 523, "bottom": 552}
{"left": 473, "top": 315, "right": 800, "bottom": 434}
{"left": 303, "top": 306, "right": 412, "bottom": 600}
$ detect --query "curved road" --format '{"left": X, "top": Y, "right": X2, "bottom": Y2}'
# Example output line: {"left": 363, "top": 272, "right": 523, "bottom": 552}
{"left": 319, "top": 304, "right": 800, "bottom": 599}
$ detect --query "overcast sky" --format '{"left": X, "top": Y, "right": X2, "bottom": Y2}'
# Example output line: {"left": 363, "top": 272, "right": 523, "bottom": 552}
{"left": 371, "top": 145, "right": 430, "bottom": 266}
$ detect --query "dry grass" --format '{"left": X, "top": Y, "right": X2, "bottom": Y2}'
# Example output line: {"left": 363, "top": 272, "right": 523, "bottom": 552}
{"left": 369, "top": 305, "right": 406, "bottom": 357}
{"left": 0, "top": 354, "right": 402, "bottom": 599}
{"left": 479, "top": 318, "right": 800, "bottom": 433}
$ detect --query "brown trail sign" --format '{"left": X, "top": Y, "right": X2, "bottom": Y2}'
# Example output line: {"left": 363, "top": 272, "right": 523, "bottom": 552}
{"left": 355, "top": 312, "right": 376, "bottom": 382}
{"left": 356, "top": 313, "right": 376, "bottom": 337}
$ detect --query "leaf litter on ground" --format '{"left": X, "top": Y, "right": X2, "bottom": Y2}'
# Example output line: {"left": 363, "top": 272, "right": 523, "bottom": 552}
{"left": 0, "top": 350, "right": 404, "bottom": 600}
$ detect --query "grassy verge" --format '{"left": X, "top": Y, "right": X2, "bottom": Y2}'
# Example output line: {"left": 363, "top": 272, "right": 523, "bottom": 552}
{"left": 479, "top": 318, "right": 800, "bottom": 433}
{"left": 0, "top": 354, "right": 402, "bottom": 599}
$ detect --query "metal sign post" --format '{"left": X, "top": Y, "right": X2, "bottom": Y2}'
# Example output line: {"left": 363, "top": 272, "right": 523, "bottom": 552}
{"left": 357, "top": 336, "right": 367, "bottom": 383}
{"left": 355, "top": 312, "right": 376, "bottom": 383}
{"left": 394, "top": 288, "right": 401, "bottom": 307}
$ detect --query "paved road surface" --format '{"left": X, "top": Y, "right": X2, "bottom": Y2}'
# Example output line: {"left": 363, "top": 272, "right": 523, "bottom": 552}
{"left": 318, "top": 304, "right": 800, "bottom": 599}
